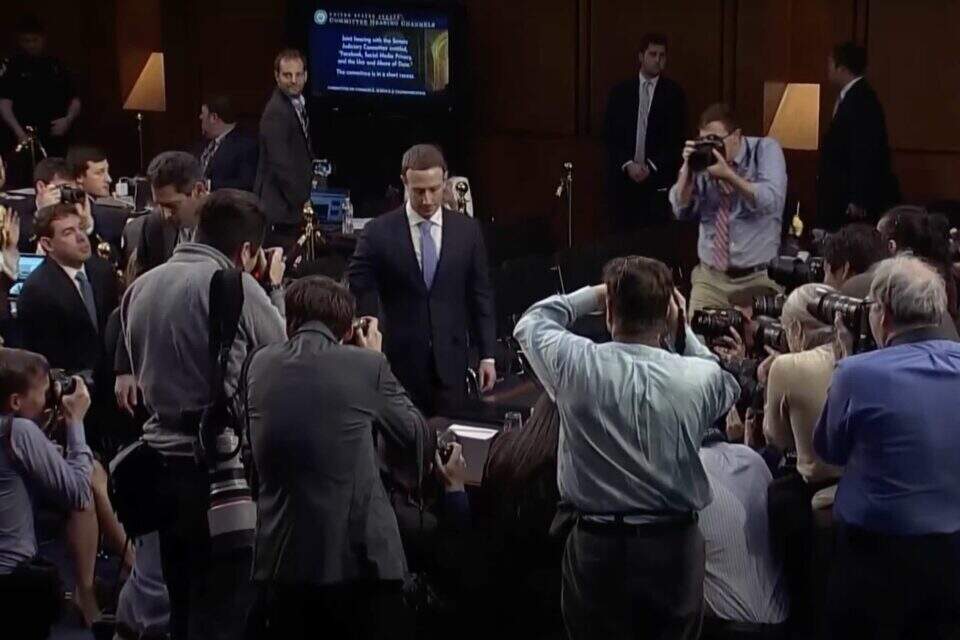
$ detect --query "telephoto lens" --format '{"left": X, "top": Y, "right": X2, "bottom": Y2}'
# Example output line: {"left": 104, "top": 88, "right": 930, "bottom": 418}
{"left": 754, "top": 317, "right": 788, "bottom": 354}
{"left": 767, "top": 256, "right": 825, "bottom": 291}
{"left": 691, "top": 308, "right": 746, "bottom": 341}
{"left": 207, "top": 427, "right": 256, "bottom": 553}
{"left": 753, "top": 293, "right": 785, "bottom": 319}
{"left": 806, "top": 286, "right": 877, "bottom": 353}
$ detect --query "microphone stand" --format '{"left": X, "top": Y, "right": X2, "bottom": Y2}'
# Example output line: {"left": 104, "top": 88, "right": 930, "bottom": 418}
{"left": 555, "top": 161, "right": 574, "bottom": 248}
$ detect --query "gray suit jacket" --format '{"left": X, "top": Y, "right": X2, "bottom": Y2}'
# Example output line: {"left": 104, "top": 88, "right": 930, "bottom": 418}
{"left": 253, "top": 88, "right": 313, "bottom": 226}
{"left": 246, "top": 321, "right": 429, "bottom": 585}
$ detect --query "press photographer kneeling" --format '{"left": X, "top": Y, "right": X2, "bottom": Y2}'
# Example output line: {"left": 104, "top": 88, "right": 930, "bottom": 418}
{"left": 0, "top": 348, "right": 93, "bottom": 640}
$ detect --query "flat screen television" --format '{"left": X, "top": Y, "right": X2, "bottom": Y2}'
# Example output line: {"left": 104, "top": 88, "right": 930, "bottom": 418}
{"left": 307, "top": 4, "right": 457, "bottom": 109}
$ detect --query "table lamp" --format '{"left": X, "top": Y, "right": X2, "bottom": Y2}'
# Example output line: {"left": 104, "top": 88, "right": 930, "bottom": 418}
{"left": 123, "top": 52, "right": 167, "bottom": 173}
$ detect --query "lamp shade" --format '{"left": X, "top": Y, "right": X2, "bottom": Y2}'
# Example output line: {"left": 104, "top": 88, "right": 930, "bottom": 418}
{"left": 764, "top": 82, "right": 820, "bottom": 151}
{"left": 124, "top": 52, "right": 166, "bottom": 112}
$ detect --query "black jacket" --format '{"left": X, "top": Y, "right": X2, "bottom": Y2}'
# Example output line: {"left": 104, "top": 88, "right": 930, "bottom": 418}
{"left": 202, "top": 127, "right": 259, "bottom": 192}
{"left": 604, "top": 75, "right": 686, "bottom": 224}
{"left": 134, "top": 211, "right": 178, "bottom": 276}
{"left": 347, "top": 207, "right": 496, "bottom": 410}
{"left": 253, "top": 88, "right": 314, "bottom": 226}
{"left": 17, "top": 255, "right": 119, "bottom": 377}
{"left": 817, "top": 79, "right": 900, "bottom": 231}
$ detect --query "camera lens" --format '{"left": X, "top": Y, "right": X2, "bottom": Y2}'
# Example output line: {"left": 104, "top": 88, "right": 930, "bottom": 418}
{"left": 754, "top": 318, "right": 788, "bottom": 353}
{"left": 753, "top": 294, "right": 785, "bottom": 318}
{"left": 691, "top": 308, "right": 745, "bottom": 340}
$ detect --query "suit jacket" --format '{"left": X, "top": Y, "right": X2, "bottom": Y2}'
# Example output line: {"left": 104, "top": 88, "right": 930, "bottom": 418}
{"left": 818, "top": 79, "right": 900, "bottom": 231}
{"left": 347, "top": 207, "right": 496, "bottom": 406}
{"left": 604, "top": 75, "right": 686, "bottom": 226}
{"left": 202, "top": 127, "right": 258, "bottom": 192}
{"left": 133, "top": 211, "right": 178, "bottom": 277}
{"left": 247, "top": 320, "right": 430, "bottom": 585}
{"left": 253, "top": 88, "right": 313, "bottom": 226}
{"left": 17, "top": 255, "right": 119, "bottom": 378}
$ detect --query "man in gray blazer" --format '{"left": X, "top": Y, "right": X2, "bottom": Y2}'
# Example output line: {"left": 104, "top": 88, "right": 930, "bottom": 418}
{"left": 245, "top": 275, "right": 432, "bottom": 639}
{"left": 254, "top": 48, "right": 313, "bottom": 252}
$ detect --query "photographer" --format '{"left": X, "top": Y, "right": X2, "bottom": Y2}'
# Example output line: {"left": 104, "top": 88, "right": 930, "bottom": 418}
{"left": 669, "top": 104, "right": 787, "bottom": 314}
{"left": 814, "top": 256, "right": 960, "bottom": 638}
{"left": 0, "top": 348, "right": 92, "bottom": 639}
{"left": 514, "top": 255, "right": 739, "bottom": 640}
{"left": 821, "top": 223, "right": 885, "bottom": 292}
{"left": 245, "top": 275, "right": 430, "bottom": 639}
{"left": 121, "top": 189, "right": 285, "bottom": 639}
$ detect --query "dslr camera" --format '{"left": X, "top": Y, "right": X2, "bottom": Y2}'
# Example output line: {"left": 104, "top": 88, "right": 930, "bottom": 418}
{"left": 753, "top": 293, "right": 785, "bottom": 319}
{"left": 688, "top": 135, "right": 725, "bottom": 173}
{"left": 754, "top": 316, "right": 789, "bottom": 353}
{"left": 768, "top": 256, "right": 825, "bottom": 291}
{"left": 806, "top": 287, "right": 876, "bottom": 353}
{"left": 691, "top": 308, "right": 746, "bottom": 342}
{"left": 59, "top": 186, "right": 87, "bottom": 206}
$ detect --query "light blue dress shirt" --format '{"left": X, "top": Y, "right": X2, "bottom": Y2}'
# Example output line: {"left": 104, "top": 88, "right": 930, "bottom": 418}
{"left": 514, "top": 287, "right": 740, "bottom": 521}
{"left": 669, "top": 136, "right": 787, "bottom": 270}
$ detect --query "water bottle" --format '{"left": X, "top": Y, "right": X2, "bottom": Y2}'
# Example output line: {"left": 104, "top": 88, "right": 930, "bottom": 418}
{"left": 342, "top": 198, "right": 354, "bottom": 235}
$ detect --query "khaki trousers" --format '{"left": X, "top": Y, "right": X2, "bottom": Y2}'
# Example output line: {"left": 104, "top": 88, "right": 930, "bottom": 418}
{"left": 688, "top": 263, "right": 782, "bottom": 314}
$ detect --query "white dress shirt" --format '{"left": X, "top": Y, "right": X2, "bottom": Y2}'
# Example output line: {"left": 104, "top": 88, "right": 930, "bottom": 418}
{"left": 57, "top": 261, "right": 89, "bottom": 296}
{"left": 405, "top": 201, "right": 443, "bottom": 270}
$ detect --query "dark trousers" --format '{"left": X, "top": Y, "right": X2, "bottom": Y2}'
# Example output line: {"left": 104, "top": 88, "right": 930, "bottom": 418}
{"left": 158, "top": 458, "right": 255, "bottom": 640}
{"left": 826, "top": 522, "right": 960, "bottom": 640}
{"left": 562, "top": 519, "right": 705, "bottom": 640}
{"left": 0, "top": 559, "right": 62, "bottom": 640}
{"left": 250, "top": 581, "right": 408, "bottom": 640}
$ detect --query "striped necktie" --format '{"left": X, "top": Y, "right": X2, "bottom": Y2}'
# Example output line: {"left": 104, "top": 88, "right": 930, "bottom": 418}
{"left": 199, "top": 138, "right": 221, "bottom": 178}
{"left": 634, "top": 80, "right": 654, "bottom": 164}
{"left": 712, "top": 162, "right": 739, "bottom": 271}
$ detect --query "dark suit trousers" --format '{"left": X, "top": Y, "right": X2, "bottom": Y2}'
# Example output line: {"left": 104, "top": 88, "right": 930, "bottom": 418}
{"left": 250, "top": 581, "right": 409, "bottom": 640}
{"left": 399, "top": 356, "right": 465, "bottom": 419}
{"left": 826, "top": 522, "right": 960, "bottom": 640}
{"left": 158, "top": 458, "right": 256, "bottom": 640}
{"left": 562, "top": 520, "right": 705, "bottom": 640}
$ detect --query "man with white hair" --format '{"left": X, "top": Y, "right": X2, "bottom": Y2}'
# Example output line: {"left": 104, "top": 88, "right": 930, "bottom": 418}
{"left": 814, "top": 255, "right": 960, "bottom": 639}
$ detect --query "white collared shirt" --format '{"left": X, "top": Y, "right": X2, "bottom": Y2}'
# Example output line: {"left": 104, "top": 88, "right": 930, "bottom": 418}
{"left": 838, "top": 76, "right": 863, "bottom": 105}
{"left": 639, "top": 71, "right": 660, "bottom": 94}
{"left": 56, "top": 261, "right": 89, "bottom": 296}
{"left": 406, "top": 201, "right": 443, "bottom": 270}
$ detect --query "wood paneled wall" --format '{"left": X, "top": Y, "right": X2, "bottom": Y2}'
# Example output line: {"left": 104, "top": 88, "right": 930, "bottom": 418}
{"left": 3, "top": 0, "right": 958, "bottom": 243}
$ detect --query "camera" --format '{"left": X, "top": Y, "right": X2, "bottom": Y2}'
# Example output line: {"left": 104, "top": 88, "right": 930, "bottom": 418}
{"left": 59, "top": 186, "right": 86, "bottom": 206}
{"left": 437, "top": 428, "right": 459, "bottom": 465}
{"left": 768, "top": 256, "right": 824, "bottom": 291}
{"left": 806, "top": 287, "right": 876, "bottom": 353}
{"left": 688, "top": 135, "right": 725, "bottom": 173}
{"left": 753, "top": 293, "right": 785, "bottom": 319}
{"left": 205, "top": 427, "right": 256, "bottom": 553}
{"left": 691, "top": 308, "right": 746, "bottom": 341}
{"left": 753, "top": 317, "right": 788, "bottom": 353}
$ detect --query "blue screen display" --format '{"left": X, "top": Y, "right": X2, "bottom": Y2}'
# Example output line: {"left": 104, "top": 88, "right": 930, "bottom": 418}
{"left": 308, "top": 7, "right": 450, "bottom": 99}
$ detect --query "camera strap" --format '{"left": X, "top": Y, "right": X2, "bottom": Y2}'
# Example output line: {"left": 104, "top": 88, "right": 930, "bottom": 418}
{"left": 199, "top": 269, "right": 245, "bottom": 462}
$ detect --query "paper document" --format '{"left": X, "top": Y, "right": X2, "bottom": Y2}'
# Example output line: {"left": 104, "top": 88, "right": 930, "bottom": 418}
{"left": 449, "top": 424, "right": 499, "bottom": 485}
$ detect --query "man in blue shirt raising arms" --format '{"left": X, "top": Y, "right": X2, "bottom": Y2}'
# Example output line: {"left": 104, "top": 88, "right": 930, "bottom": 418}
{"left": 815, "top": 255, "right": 960, "bottom": 639}
{"left": 514, "top": 255, "right": 739, "bottom": 640}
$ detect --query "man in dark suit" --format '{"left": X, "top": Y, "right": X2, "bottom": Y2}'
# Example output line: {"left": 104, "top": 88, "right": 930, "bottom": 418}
{"left": 254, "top": 49, "right": 313, "bottom": 252}
{"left": 348, "top": 144, "right": 497, "bottom": 415}
{"left": 7, "top": 156, "right": 74, "bottom": 253}
{"left": 246, "top": 275, "right": 431, "bottom": 639}
{"left": 66, "top": 145, "right": 129, "bottom": 264}
{"left": 17, "top": 203, "right": 118, "bottom": 447}
{"left": 198, "top": 95, "right": 257, "bottom": 192}
{"left": 604, "top": 32, "right": 687, "bottom": 229}
{"left": 817, "top": 41, "right": 900, "bottom": 232}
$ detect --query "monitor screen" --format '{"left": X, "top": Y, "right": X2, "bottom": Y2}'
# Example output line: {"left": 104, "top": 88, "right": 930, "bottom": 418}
{"left": 9, "top": 254, "right": 44, "bottom": 298}
{"left": 308, "top": 6, "right": 451, "bottom": 101}
{"left": 310, "top": 188, "right": 350, "bottom": 226}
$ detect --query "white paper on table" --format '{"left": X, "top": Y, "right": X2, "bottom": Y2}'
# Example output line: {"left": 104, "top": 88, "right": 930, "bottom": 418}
{"left": 448, "top": 424, "right": 499, "bottom": 485}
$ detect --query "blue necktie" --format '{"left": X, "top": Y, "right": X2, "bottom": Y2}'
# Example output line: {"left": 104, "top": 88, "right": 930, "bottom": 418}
{"left": 419, "top": 220, "right": 438, "bottom": 289}
{"left": 75, "top": 271, "right": 98, "bottom": 332}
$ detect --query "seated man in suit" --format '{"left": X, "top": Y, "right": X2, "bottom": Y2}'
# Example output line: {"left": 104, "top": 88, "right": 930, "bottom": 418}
{"left": 17, "top": 203, "right": 119, "bottom": 446}
{"left": 348, "top": 144, "right": 497, "bottom": 416}
{"left": 604, "top": 32, "right": 687, "bottom": 229}
{"left": 66, "top": 145, "right": 126, "bottom": 262}
{"left": 198, "top": 95, "right": 258, "bottom": 192}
